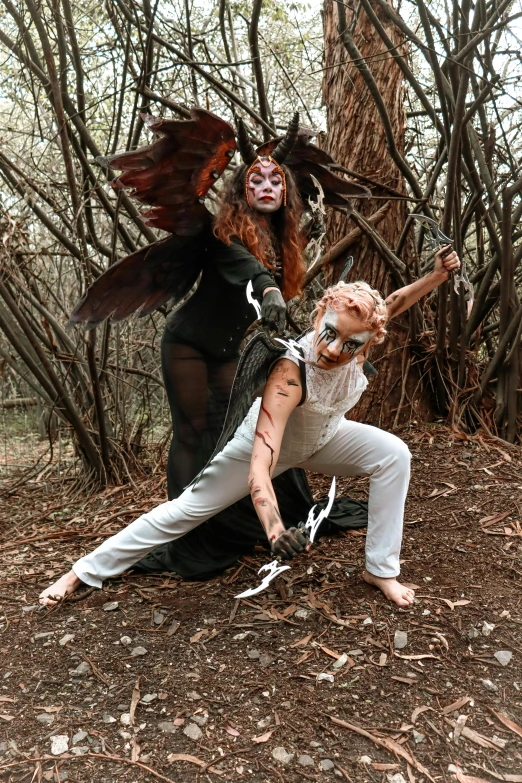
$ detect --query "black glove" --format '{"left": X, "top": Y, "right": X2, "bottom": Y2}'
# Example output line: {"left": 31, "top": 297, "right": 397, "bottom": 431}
{"left": 271, "top": 527, "right": 307, "bottom": 560}
{"left": 261, "top": 289, "right": 286, "bottom": 335}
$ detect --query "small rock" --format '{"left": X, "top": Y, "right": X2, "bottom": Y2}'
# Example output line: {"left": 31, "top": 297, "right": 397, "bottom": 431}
{"left": 141, "top": 693, "right": 157, "bottom": 704}
{"left": 317, "top": 673, "right": 334, "bottom": 683}
{"left": 22, "top": 605, "right": 37, "bottom": 613}
{"left": 467, "top": 627, "right": 480, "bottom": 640}
{"left": 59, "top": 634, "right": 75, "bottom": 646}
{"left": 482, "top": 621, "right": 495, "bottom": 636}
{"left": 320, "top": 759, "right": 335, "bottom": 771}
{"left": 422, "top": 609, "right": 431, "bottom": 616}
{"left": 50, "top": 735, "right": 69, "bottom": 755}
{"left": 120, "top": 713, "right": 131, "bottom": 726}
{"left": 295, "top": 608, "right": 309, "bottom": 619}
{"left": 388, "top": 774, "right": 407, "bottom": 783}
{"left": 332, "top": 653, "right": 348, "bottom": 670}
{"left": 191, "top": 713, "right": 208, "bottom": 726}
{"left": 347, "top": 649, "right": 364, "bottom": 656}
{"left": 298, "top": 754, "right": 314, "bottom": 767}
{"left": 233, "top": 632, "right": 249, "bottom": 640}
{"left": 153, "top": 610, "right": 165, "bottom": 625}
{"left": 413, "top": 729, "right": 425, "bottom": 744}
{"left": 130, "top": 646, "right": 147, "bottom": 657}
{"left": 394, "top": 630, "right": 408, "bottom": 650}
{"left": 34, "top": 631, "right": 54, "bottom": 640}
{"left": 70, "top": 746, "right": 88, "bottom": 755}
{"left": 72, "top": 730, "right": 88, "bottom": 745}
{"left": 362, "top": 617, "right": 373, "bottom": 625}
{"left": 494, "top": 650, "right": 512, "bottom": 666}
{"left": 259, "top": 654, "right": 274, "bottom": 668}
{"left": 247, "top": 649, "right": 260, "bottom": 660}
{"left": 183, "top": 722, "right": 203, "bottom": 741}
{"left": 448, "top": 765, "right": 459, "bottom": 774}
{"left": 102, "top": 714, "right": 116, "bottom": 723}
{"left": 103, "top": 601, "right": 119, "bottom": 612}
{"left": 54, "top": 772, "right": 68, "bottom": 782}
{"left": 186, "top": 691, "right": 202, "bottom": 701}
{"left": 120, "top": 636, "right": 132, "bottom": 646}
{"left": 359, "top": 756, "right": 372, "bottom": 765}
{"left": 280, "top": 701, "right": 292, "bottom": 709}
{"left": 72, "top": 661, "right": 91, "bottom": 676}
{"left": 481, "top": 678, "right": 498, "bottom": 692}
{"left": 36, "top": 713, "right": 55, "bottom": 725}
{"left": 272, "top": 746, "right": 294, "bottom": 764}
{"left": 257, "top": 716, "right": 272, "bottom": 729}
{"left": 158, "top": 721, "right": 177, "bottom": 734}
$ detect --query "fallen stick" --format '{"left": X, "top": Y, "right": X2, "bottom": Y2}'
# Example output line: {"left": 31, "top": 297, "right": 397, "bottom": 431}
{"left": 0, "top": 750, "right": 223, "bottom": 779}
{"left": 328, "top": 716, "right": 435, "bottom": 782}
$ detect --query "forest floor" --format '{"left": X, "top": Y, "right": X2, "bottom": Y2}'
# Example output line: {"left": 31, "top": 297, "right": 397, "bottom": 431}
{"left": 1, "top": 424, "right": 522, "bottom": 783}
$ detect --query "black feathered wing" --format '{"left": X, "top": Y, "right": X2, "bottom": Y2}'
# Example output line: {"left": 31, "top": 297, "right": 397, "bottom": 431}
{"left": 256, "top": 132, "right": 371, "bottom": 206}
{"left": 69, "top": 229, "right": 210, "bottom": 329}
{"left": 190, "top": 331, "right": 288, "bottom": 486}
{"left": 70, "top": 109, "right": 236, "bottom": 328}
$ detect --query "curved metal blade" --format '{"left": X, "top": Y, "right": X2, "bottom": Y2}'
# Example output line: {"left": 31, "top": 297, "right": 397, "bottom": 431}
{"left": 304, "top": 476, "right": 336, "bottom": 544}
{"left": 235, "top": 559, "right": 291, "bottom": 599}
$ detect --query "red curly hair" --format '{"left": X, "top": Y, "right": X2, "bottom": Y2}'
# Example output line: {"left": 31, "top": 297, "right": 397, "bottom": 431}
{"left": 213, "top": 164, "right": 306, "bottom": 300}
{"left": 313, "top": 281, "right": 388, "bottom": 346}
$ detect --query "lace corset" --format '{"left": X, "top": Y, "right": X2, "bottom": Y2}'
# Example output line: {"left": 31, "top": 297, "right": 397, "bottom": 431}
{"left": 236, "top": 331, "right": 368, "bottom": 463}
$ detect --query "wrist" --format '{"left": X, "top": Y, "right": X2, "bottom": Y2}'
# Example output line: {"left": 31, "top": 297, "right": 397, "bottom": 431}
{"left": 431, "top": 269, "right": 449, "bottom": 285}
{"left": 268, "top": 523, "right": 286, "bottom": 543}
{"left": 263, "top": 286, "right": 279, "bottom": 296}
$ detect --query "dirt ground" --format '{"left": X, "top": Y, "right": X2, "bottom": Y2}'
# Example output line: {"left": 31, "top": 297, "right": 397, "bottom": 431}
{"left": 1, "top": 424, "right": 522, "bottom": 783}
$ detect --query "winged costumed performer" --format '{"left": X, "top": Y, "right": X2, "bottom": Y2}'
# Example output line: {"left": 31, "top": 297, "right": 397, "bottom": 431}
{"left": 41, "top": 240, "right": 461, "bottom": 608}
{"left": 67, "top": 108, "right": 373, "bottom": 578}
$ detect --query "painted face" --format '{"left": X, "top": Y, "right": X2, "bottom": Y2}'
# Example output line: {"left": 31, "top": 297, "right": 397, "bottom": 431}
{"left": 246, "top": 160, "right": 284, "bottom": 213}
{"left": 314, "top": 309, "right": 374, "bottom": 370}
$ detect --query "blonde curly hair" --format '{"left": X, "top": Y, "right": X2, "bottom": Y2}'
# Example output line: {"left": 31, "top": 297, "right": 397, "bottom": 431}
{"left": 313, "top": 281, "right": 388, "bottom": 346}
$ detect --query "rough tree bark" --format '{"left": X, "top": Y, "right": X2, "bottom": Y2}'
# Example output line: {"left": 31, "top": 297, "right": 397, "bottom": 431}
{"left": 322, "top": 0, "right": 428, "bottom": 427}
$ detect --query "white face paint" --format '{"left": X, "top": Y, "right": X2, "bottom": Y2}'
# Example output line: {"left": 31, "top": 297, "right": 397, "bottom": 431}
{"left": 246, "top": 160, "right": 284, "bottom": 213}
{"left": 313, "top": 309, "right": 373, "bottom": 370}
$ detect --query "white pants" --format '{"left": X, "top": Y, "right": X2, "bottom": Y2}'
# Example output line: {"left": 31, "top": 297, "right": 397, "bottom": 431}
{"left": 74, "top": 420, "right": 410, "bottom": 587}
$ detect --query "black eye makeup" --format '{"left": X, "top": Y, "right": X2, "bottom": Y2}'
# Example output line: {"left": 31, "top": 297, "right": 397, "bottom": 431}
{"left": 315, "top": 321, "right": 367, "bottom": 358}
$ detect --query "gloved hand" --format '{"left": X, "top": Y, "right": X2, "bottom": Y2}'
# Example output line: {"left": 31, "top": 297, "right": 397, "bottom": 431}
{"left": 271, "top": 527, "right": 307, "bottom": 560}
{"left": 261, "top": 288, "right": 286, "bottom": 335}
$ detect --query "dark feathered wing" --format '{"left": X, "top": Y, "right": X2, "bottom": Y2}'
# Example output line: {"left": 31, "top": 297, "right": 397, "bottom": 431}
{"left": 104, "top": 109, "right": 237, "bottom": 233}
{"left": 69, "top": 231, "right": 209, "bottom": 329}
{"left": 71, "top": 109, "right": 236, "bottom": 328}
{"left": 190, "top": 331, "right": 287, "bottom": 486}
{"left": 256, "top": 133, "right": 371, "bottom": 206}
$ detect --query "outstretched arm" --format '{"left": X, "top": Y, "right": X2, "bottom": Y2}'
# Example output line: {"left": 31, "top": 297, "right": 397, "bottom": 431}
{"left": 385, "top": 245, "right": 461, "bottom": 319}
{"left": 248, "top": 358, "right": 306, "bottom": 558}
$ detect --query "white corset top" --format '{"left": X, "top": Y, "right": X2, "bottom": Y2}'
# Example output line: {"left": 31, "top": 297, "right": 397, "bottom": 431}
{"left": 236, "top": 331, "right": 368, "bottom": 463}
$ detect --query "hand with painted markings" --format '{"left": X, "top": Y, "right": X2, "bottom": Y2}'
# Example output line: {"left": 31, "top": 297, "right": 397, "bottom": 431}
{"left": 271, "top": 527, "right": 308, "bottom": 559}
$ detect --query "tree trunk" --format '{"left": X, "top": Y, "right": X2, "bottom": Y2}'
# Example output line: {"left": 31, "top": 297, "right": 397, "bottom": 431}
{"left": 322, "top": 0, "right": 430, "bottom": 427}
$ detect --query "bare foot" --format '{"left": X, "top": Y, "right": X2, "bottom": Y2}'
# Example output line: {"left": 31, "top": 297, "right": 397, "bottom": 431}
{"left": 362, "top": 570, "right": 415, "bottom": 607}
{"left": 39, "top": 570, "right": 82, "bottom": 606}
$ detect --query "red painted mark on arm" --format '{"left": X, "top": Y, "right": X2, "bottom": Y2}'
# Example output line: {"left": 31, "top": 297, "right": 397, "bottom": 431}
{"left": 261, "top": 402, "right": 274, "bottom": 427}
{"left": 255, "top": 430, "right": 274, "bottom": 470}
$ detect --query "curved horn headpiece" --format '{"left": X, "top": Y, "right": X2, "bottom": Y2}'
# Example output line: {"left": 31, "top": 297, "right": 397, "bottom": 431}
{"left": 271, "top": 111, "right": 299, "bottom": 164}
{"left": 236, "top": 118, "right": 257, "bottom": 165}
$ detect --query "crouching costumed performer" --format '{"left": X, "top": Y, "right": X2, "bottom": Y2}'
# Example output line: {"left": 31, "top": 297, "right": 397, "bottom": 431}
{"left": 66, "top": 108, "right": 371, "bottom": 578}
{"left": 42, "top": 242, "right": 460, "bottom": 608}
